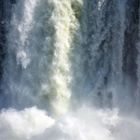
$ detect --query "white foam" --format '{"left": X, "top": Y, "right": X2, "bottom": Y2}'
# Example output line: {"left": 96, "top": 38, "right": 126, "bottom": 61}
{"left": 0, "top": 107, "right": 55, "bottom": 139}
{"left": 0, "top": 106, "right": 139, "bottom": 140}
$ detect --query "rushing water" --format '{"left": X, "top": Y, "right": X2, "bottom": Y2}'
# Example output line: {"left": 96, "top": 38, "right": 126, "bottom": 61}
{"left": 0, "top": 0, "right": 140, "bottom": 139}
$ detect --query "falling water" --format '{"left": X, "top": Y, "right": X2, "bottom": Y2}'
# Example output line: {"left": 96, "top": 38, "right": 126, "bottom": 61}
{"left": 0, "top": 0, "right": 140, "bottom": 140}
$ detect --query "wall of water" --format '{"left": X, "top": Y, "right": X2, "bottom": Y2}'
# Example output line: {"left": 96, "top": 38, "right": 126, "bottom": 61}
{"left": 0, "top": 0, "right": 140, "bottom": 115}
{"left": 0, "top": 0, "right": 140, "bottom": 140}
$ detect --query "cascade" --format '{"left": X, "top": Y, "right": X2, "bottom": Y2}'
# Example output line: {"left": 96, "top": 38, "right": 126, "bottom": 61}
{"left": 0, "top": 0, "right": 140, "bottom": 140}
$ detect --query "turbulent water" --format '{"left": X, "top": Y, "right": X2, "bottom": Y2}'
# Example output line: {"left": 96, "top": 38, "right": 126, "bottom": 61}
{"left": 0, "top": 0, "right": 140, "bottom": 140}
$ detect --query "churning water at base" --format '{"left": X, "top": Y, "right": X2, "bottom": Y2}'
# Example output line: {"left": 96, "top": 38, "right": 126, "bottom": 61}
{"left": 0, "top": 106, "right": 140, "bottom": 140}
{"left": 0, "top": 0, "right": 140, "bottom": 139}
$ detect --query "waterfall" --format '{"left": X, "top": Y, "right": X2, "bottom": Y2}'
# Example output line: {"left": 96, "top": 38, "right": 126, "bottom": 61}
{"left": 0, "top": 0, "right": 140, "bottom": 140}
{"left": 2, "top": 0, "right": 83, "bottom": 115}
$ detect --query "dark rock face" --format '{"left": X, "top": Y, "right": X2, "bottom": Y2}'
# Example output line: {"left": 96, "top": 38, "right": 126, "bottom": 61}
{"left": 10, "top": 0, "right": 16, "bottom": 4}
{"left": 0, "top": 0, "right": 16, "bottom": 107}
{"left": 0, "top": 0, "right": 14, "bottom": 81}
{"left": 123, "top": 0, "right": 140, "bottom": 81}
{"left": 0, "top": 0, "right": 6, "bottom": 80}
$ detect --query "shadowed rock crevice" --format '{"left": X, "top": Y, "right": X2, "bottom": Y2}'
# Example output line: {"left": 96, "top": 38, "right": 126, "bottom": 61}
{"left": 0, "top": 0, "right": 16, "bottom": 81}
{"left": 123, "top": 0, "right": 140, "bottom": 82}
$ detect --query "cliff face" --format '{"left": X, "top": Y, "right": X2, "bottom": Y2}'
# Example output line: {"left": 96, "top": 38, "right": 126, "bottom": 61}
{"left": 0, "top": 0, "right": 15, "bottom": 80}
{"left": 123, "top": 0, "right": 140, "bottom": 81}
{"left": 0, "top": 0, "right": 6, "bottom": 79}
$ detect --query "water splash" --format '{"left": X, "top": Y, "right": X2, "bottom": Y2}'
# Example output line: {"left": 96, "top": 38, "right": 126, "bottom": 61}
{"left": 0, "top": 106, "right": 140, "bottom": 140}
{"left": 0, "top": 0, "right": 140, "bottom": 139}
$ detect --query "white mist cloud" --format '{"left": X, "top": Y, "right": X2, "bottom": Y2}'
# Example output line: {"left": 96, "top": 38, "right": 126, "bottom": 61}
{"left": 0, "top": 106, "right": 139, "bottom": 140}
{"left": 0, "top": 107, "right": 55, "bottom": 140}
